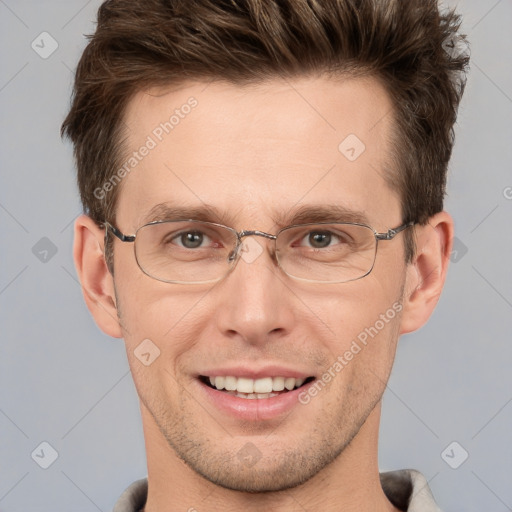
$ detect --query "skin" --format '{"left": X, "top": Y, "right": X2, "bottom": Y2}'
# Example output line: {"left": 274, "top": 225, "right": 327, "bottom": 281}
{"left": 74, "top": 76, "right": 452, "bottom": 511}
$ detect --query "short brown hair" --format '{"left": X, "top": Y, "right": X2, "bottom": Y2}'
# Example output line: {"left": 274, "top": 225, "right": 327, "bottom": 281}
{"left": 61, "top": 0, "right": 469, "bottom": 265}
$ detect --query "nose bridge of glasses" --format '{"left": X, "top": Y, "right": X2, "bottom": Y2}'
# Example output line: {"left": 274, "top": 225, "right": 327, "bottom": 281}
{"left": 238, "top": 229, "right": 277, "bottom": 241}
{"left": 227, "top": 229, "right": 278, "bottom": 263}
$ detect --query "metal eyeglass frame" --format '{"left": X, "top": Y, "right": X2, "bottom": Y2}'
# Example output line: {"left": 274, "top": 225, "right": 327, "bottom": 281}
{"left": 104, "top": 219, "right": 415, "bottom": 284}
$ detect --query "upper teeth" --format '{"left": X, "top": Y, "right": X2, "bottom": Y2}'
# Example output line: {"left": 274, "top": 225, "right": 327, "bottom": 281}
{"left": 208, "top": 376, "right": 305, "bottom": 394}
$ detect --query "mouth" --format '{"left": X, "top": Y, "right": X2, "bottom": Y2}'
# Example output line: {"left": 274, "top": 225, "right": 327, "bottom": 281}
{"left": 199, "top": 375, "right": 316, "bottom": 400}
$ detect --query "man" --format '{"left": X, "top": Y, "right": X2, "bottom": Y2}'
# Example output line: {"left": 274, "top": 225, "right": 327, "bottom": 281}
{"left": 61, "top": 0, "right": 469, "bottom": 510}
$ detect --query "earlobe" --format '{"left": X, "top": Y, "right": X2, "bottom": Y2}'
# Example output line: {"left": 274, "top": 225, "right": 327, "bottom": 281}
{"left": 73, "top": 214, "right": 123, "bottom": 338}
{"left": 399, "top": 211, "right": 454, "bottom": 335}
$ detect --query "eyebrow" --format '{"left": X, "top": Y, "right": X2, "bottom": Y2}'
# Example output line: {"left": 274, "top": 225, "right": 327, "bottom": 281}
{"left": 141, "top": 203, "right": 224, "bottom": 225}
{"left": 139, "top": 203, "right": 370, "bottom": 229}
{"left": 276, "top": 204, "right": 370, "bottom": 227}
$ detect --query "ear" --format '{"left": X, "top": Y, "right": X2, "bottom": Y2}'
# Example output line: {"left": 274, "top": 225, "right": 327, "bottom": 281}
{"left": 73, "top": 214, "right": 123, "bottom": 338}
{"left": 399, "top": 211, "right": 453, "bottom": 335}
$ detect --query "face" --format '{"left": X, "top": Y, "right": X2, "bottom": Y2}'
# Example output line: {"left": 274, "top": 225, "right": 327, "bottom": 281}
{"left": 112, "top": 76, "right": 408, "bottom": 492}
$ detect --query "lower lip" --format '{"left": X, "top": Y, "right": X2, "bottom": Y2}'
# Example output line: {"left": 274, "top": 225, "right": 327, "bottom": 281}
{"left": 197, "top": 379, "right": 313, "bottom": 421}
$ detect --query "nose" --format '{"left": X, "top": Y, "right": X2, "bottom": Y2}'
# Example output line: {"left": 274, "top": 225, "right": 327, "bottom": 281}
{"left": 213, "top": 236, "right": 296, "bottom": 346}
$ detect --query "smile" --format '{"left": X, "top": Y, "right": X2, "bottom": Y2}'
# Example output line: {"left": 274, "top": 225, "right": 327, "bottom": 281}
{"left": 199, "top": 375, "right": 315, "bottom": 400}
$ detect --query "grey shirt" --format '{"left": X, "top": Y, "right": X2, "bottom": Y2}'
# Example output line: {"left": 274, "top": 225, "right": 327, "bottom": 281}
{"left": 113, "top": 469, "right": 442, "bottom": 511}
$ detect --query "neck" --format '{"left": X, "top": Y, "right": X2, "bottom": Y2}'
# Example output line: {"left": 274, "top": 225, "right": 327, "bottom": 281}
{"left": 141, "top": 402, "right": 399, "bottom": 512}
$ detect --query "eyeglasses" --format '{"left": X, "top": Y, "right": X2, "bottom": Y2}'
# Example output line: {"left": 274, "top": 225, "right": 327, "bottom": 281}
{"left": 104, "top": 219, "right": 414, "bottom": 284}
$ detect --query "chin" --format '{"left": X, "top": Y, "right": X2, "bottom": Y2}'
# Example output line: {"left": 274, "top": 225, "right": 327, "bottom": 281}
{"left": 164, "top": 430, "right": 349, "bottom": 494}
{"left": 188, "top": 454, "right": 325, "bottom": 493}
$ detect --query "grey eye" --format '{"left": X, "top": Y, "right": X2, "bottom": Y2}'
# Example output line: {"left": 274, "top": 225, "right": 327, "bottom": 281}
{"left": 308, "top": 231, "right": 333, "bottom": 248}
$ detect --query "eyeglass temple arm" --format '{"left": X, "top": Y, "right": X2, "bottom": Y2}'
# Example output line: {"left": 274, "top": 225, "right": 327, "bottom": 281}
{"left": 104, "top": 222, "right": 136, "bottom": 243}
{"left": 375, "top": 221, "right": 415, "bottom": 241}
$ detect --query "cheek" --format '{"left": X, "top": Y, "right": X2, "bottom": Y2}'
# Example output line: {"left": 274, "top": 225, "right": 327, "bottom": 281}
{"left": 114, "top": 272, "right": 216, "bottom": 379}
{"left": 313, "top": 309, "right": 402, "bottom": 427}
{"left": 114, "top": 254, "right": 201, "bottom": 336}
{"left": 308, "top": 274, "right": 403, "bottom": 339}
{"left": 306, "top": 277, "right": 404, "bottom": 390}
{"left": 118, "top": 292, "right": 203, "bottom": 417}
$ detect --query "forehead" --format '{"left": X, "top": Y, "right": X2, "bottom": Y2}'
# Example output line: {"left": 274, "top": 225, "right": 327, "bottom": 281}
{"left": 117, "top": 75, "right": 399, "bottom": 230}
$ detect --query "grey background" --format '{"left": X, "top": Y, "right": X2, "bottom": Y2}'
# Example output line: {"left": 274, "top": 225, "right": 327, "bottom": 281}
{"left": 0, "top": 0, "right": 511, "bottom": 510}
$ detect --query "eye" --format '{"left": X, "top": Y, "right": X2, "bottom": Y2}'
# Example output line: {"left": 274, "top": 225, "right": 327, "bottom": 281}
{"left": 171, "top": 230, "right": 213, "bottom": 249}
{"left": 298, "top": 230, "right": 347, "bottom": 249}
